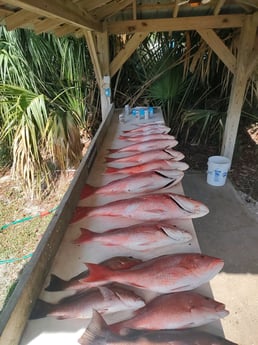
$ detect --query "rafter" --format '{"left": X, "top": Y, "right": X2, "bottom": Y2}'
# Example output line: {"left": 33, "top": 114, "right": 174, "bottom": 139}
{"left": 4, "top": 9, "right": 37, "bottom": 30}
{"left": 93, "top": 0, "right": 133, "bottom": 20}
{"left": 107, "top": 14, "right": 246, "bottom": 34}
{"left": 5, "top": 0, "right": 102, "bottom": 32}
{"left": 33, "top": 18, "right": 62, "bottom": 34}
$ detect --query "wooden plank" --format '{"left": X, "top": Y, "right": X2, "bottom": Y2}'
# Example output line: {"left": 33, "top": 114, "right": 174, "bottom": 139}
{"left": 34, "top": 17, "right": 62, "bottom": 34}
{"left": 5, "top": 9, "right": 37, "bottom": 30}
{"left": 53, "top": 23, "right": 77, "bottom": 37}
{"left": 197, "top": 28, "right": 236, "bottom": 74}
{"left": 96, "top": 29, "right": 110, "bottom": 77}
{"left": 0, "top": 105, "right": 114, "bottom": 345}
{"left": 5, "top": 0, "right": 102, "bottom": 32}
{"left": 133, "top": 0, "right": 137, "bottom": 19}
{"left": 173, "top": 0, "right": 180, "bottom": 18}
{"left": 213, "top": 0, "right": 226, "bottom": 15}
{"left": 93, "top": 0, "right": 133, "bottom": 20}
{"left": 110, "top": 32, "right": 149, "bottom": 77}
{"left": 107, "top": 14, "right": 246, "bottom": 34}
{"left": 84, "top": 30, "right": 103, "bottom": 88}
{"left": 246, "top": 34, "right": 258, "bottom": 78}
{"left": 221, "top": 15, "right": 257, "bottom": 161}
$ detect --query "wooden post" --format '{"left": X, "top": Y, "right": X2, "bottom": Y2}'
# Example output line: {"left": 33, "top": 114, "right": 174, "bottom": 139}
{"left": 96, "top": 29, "right": 112, "bottom": 119}
{"left": 221, "top": 15, "right": 257, "bottom": 162}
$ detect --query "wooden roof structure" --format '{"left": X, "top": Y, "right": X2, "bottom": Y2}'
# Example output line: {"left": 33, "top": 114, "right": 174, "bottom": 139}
{"left": 1, "top": 1, "right": 258, "bottom": 160}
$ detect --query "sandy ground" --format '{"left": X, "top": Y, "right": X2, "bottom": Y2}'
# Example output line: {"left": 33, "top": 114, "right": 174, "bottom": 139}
{"left": 183, "top": 171, "right": 258, "bottom": 345}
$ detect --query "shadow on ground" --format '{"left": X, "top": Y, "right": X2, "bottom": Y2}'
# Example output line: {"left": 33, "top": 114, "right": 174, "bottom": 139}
{"left": 182, "top": 171, "right": 258, "bottom": 274}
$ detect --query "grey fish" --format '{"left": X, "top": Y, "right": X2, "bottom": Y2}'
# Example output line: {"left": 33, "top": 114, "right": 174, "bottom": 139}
{"left": 78, "top": 310, "right": 238, "bottom": 345}
{"left": 30, "top": 285, "right": 145, "bottom": 320}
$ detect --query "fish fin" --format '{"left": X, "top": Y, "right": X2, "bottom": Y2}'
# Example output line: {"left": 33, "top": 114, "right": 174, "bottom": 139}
{"left": 29, "top": 299, "right": 52, "bottom": 319}
{"left": 45, "top": 274, "right": 68, "bottom": 292}
{"left": 72, "top": 228, "right": 96, "bottom": 244}
{"left": 81, "top": 263, "right": 111, "bottom": 283}
{"left": 104, "top": 166, "right": 119, "bottom": 174}
{"left": 78, "top": 310, "right": 109, "bottom": 345}
{"left": 105, "top": 157, "right": 115, "bottom": 162}
{"left": 107, "top": 148, "right": 119, "bottom": 153}
{"left": 70, "top": 207, "right": 90, "bottom": 224}
{"left": 80, "top": 185, "right": 96, "bottom": 200}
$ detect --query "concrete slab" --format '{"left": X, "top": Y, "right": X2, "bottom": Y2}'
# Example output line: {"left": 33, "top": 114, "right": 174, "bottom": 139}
{"left": 182, "top": 171, "right": 258, "bottom": 345}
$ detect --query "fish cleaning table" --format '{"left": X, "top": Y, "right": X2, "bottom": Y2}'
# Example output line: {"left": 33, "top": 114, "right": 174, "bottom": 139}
{"left": 17, "top": 108, "right": 225, "bottom": 345}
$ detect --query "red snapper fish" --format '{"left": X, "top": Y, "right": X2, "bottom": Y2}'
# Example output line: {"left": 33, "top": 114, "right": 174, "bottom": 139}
{"left": 119, "top": 133, "right": 175, "bottom": 142}
{"left": 109, "top": 291, "right": 229, "bottom": 334}
{"left": 80, "top": 170, "right": 184, "bottom": 199}
{"left": 70, "top": 193, "right": 209, "bottom": 224}
{"left": 30, "top": 285, "right": 145, "bottom": 320}
{"left": 105, "top": 148, "right": 184, "bottom": 164}
{"left": 108, "top": 138, "right": 178, "bottom": 154}
{"left": 77, "top": 253, "right": 224, "bottom": 293}
{"left": 79, "top": 310, "right": 237, "bottom": 345}
{"left": 105, "top": 159, "right": 189, "bottom": 175}
{"left": 45, "top": 256, "right": 143, "bottom": 292}
{"left": 73, "top": 222, "right": 192, "bottom": 250}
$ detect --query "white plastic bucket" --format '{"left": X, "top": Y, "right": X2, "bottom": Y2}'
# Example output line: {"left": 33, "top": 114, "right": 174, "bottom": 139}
{"left": 207, "top": 156, "right": 231, "bottom": 186}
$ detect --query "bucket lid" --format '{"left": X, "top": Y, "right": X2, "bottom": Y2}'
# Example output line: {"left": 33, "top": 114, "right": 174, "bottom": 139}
{"left": 208, "top": 156, "right": 231, "bottom": 164}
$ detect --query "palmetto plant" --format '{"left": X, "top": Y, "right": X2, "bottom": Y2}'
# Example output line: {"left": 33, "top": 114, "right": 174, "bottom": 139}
{"left": 0, "top": 27, "right": 98, "bottom": 199}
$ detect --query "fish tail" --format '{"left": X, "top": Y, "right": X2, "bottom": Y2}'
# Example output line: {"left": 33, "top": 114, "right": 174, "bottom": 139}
{"left": 81, "top": 263, "right": 112, "bottom": 283}
{"left": 70, "top": 207, "right": 90, "bottom": 223}
{"left": 45, "top": 274, "right": 69, "bottom": 292}
{"left": 79, "top": 184, "right": 96, "bottom": 200}
{"left": 72, "top": 228, "right": 96, "bottom": 244}
{"left": 78, "top": 310, "right": 108, "bottom": 345}
{"left": 29, "top": 299, "right": 52, "bottom": 319}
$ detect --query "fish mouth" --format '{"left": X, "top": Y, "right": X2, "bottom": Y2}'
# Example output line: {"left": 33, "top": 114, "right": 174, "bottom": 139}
{"left": 164, "top": 148, "right": 185, "bottom": 161}
{"left": 155, "top": 170, "right": 184, "bottom": 188}
{"left": 169, "top": 194, "right": 209, "bottom": 218}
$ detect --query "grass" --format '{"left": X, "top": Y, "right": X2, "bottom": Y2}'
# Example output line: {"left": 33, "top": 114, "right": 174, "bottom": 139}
{"left": 0, "top": 171, "right": 72, "bottom": 311}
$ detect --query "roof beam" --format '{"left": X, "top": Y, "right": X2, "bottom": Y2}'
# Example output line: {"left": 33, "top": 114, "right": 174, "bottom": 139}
{"left": 93, "top": 0, "right": 133, "bottom": 20}
{"left": 197, "top": 28, "right": 236, "bottom": 74}
{"left": 84, "top": 30, "right": 103, "bottom": 88}
{"left": 33, "top": 18, "right": 62, "bottom": 34}
{"left": 5, "top": 9, "right": 37, "bottom": 30}
{"left": 110, "top": 32, "right": 148, "bottom": 77}
{"left": 5, "top": 0, "right": 102, "bottom": 32}
{"left": 107, "top": 14, "right": 246, "bottom": 34}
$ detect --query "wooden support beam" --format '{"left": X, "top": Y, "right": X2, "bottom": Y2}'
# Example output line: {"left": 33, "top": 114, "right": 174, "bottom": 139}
{"left": 213, "top": 0, "right": 226, "bottom": 15}
{"left": 221, "top": 15, "right": 258, "bottom": 162}
{"left": 107, "top": 14, "right": 245, "bottom": 34}
{"left": 197, "top": 28, "right": 236, "bottom": 74}
{"left": 96, "top": 29, "right": 110, "bottom": 77}
{"left": 133, "top": 0, "right": 137, "bottom": 20}
{"left": 34, "top": 18, "right": 62, "bottom": 34}
{"left": 173, "top": 0, "right": 180, "bottom": 18}
{"left": 53, "top": 23, "right": 77, "bottom": 37}
{"left": 246, "top": 34, "right": 258, "bottom": 78}
{"left": 110, "top": 32, "right": 149, "bottom": 77}
{"left": 5, "top": 0, "right": 102, "bottom": 32}
{"left": 5, "top": 9, "right": 37, "bottom": 30}
{"left": 84, "top": 30, "right": 102, "bottom": 88}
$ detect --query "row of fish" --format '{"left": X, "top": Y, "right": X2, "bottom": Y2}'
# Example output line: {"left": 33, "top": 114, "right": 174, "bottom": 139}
{"left": 32, "top": 119, "right": 236, "bottom": 344}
